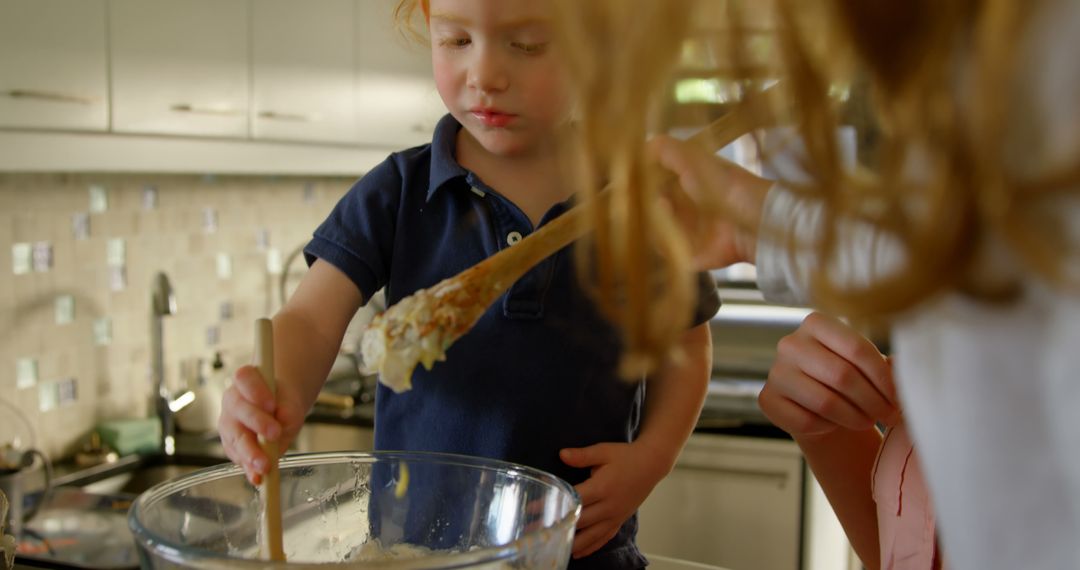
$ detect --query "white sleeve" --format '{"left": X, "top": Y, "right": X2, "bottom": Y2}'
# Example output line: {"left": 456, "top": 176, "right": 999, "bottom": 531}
{"left": 753, "top": 185, "right": 817, "bottom": 306}
{"left": 754, "top": 184, "right": 905, "bottom": 307}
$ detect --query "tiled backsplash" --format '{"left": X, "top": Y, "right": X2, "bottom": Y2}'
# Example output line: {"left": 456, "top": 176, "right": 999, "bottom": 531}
{"left": 0, "top": 173, "right": 354, "bottom": 459}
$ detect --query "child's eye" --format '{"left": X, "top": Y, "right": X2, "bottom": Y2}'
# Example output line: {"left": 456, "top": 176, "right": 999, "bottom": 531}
{"left": 511, "top": 41, "right": 547, "bottom": 55}
{"left": 439, "top": 37, "right": 471, "bottom": 49}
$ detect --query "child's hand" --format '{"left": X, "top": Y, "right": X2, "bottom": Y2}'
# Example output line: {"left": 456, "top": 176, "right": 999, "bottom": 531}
{"left": 648, "top": 134, "right": 772, "bottom": 271}
{"left": 559, "top": 441, "right": 672, "bottom": 559}
{"left": 217, "top": 365, "right": 306, "bottom": 485}
{"left": 759, "top": 312, "right": 901, "bottom": 440}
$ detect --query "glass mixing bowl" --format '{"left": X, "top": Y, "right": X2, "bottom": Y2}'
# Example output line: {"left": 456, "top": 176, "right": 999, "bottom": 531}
{"left": 129, "top": 451, "right": 580, "bottom": 569}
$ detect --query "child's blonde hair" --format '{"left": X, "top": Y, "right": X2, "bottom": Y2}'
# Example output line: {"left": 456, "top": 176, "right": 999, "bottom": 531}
{"left": 385, "top": 0, "right": 1080, "bottom": 373}
{"left": 552, "top": 0, "right": 699, "bottom": 376}
{"left": 393, "top": 0, "right": 428, "bottom": 43}
{"left": 550, "top": 0, "right": 1080, "bottom": 370}
{"left": 759, "top": 0, "right": 1078, "bottom": 318}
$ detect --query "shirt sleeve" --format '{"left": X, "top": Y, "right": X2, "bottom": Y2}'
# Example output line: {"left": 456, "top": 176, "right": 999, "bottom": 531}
{"left": 754, "top": 185, "right": 818, "bottom": 306}
{"left": 304, "top": 155, "right": 403, "bottom": 303}
{"left": 755, "top": 184, "right": 905, "bottom": 307}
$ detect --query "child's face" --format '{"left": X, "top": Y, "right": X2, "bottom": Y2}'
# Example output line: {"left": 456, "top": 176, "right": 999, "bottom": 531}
{"left": 427, "top": 0, "right": 573, "bottom": 157}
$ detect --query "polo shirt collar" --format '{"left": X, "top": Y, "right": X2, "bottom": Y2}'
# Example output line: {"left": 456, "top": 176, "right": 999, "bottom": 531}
{"left": 427, "top": 114, "right": 469, "bottom": 202}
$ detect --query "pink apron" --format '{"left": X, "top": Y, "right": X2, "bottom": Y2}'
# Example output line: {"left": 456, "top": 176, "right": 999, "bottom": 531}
{"left": 871, "top": 422, "right": 944, "bottom": 569}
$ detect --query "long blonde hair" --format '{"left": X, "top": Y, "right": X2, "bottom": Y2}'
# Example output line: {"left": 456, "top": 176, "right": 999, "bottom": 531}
{"left": 391, "top": 0, "right": 1079, "bottom": 372}
{"left": 552, "top": 0, "right": 699, "bottom": 376}
{"left": 549, "top": 0, "right": 1079, "bottom": 369}
{"left": 770, "top": 0, "right": 1069, "bottom": 316}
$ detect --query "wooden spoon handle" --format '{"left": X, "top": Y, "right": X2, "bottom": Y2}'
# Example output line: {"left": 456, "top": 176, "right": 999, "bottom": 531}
{"left": 254, "top": 318, "right": 286, "bottom": 562}
{"left": 476, "top": 103, "right": 772, "bottom": 286}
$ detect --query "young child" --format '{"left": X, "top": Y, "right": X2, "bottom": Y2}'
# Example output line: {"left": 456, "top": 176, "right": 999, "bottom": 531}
{"left": 217, "top": 1, "right": 718, "bottom": 567}
{"left": 648, "top": 1, "right": 1080, "bottom": 567}
{"left": 759, "top": 311, "right": 940, "bottom": 569}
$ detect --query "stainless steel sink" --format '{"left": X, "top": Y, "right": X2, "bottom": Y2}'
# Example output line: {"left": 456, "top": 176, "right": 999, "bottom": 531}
{"left": 14, "top": 452, "right": 229, "bottom": 569}
{"left": 78, "top": 456, "right": 227, "bottom": 496}
{"left": 81, "top": 464, "right": 202, "bottom": 495}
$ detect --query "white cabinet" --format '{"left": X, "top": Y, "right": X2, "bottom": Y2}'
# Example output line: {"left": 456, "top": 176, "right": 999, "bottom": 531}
{"left": 0, "top": 0, "right": 108, "bottom": 131}
{"left": 353, "top": 0, "right": 445, "bottom": 147}
{"left": 1, "top": 0, "right": 441, "bottom": 173}
{"left": 252, "top": 0, "right": 356, "bottom": 143}
{"left": 109, "top": 0, "right": 249, "bottom": 138}
{"left": 639, "top": 433, "right": 858, "bottom": 570}
{"left": 638, "top": 434, "right": 804, "bottom": 570}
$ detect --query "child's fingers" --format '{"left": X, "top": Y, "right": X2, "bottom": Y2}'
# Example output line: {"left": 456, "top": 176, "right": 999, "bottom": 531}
{"left": 767, "top": 360, "right": 875, "bottom": 431}
{"left": 236, "top": 431, "right": 269, "bottom": 478}
{"left": 778, "top": 313, "right": 900, "bottom": 425}
{"left": 649, "top": 136, "right": 709, "bottom": 201}
{"left": 223, "top": 388, "right": 282, "bottom": 442}
{"left": 758, "top": 382, "right": 842, "bottom": 437}
{"left": 218, "top": 419, "right": 266, "bottom": 481}
{"left": 576, "top": 501, "right": 608, "bottom": 529}
{"left": 232, "top": 365, "right": 278, "bottom": 413}
{"left": 793, "top": 337, "right": 897, "bottom": 426}
{"left": 571, "top": 522, "right": 618, "bottom": 559}
{"left": 572, "top": 478, "right": 605, "bottom": 508}
{"left": 559, "top": 444, "right": 615, "bottom": 469}
{"left": 802, "top": 313, "right": 898, "bottom": 406}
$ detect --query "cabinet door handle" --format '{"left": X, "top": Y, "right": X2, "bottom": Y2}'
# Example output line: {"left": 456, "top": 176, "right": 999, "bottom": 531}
{"left": 7, "top": 89, "right": 96, "bottom": 105}
{"left": 258, "top": 110, "right": 316, "bottom": 123}
{"left": 695, "top": 417, "right": 745, "bottom": 429}
{"left": 315, "top": 391, "right": 355, "bottom": 409}
{"left": 170, "top": 103, "right": 243, "bottom": 116}
{"left": 678, "top": 463, "right": 793, "bottom": 488}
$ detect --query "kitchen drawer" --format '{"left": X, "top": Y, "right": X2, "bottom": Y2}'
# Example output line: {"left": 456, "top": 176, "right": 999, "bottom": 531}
{"left": 638, "top": 433, "right": 803, "bottom": 570}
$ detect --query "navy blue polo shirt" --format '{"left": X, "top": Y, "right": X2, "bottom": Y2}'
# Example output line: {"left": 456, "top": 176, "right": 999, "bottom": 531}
{"left": 305, "top": 114, "right": 720, "bottom": 569}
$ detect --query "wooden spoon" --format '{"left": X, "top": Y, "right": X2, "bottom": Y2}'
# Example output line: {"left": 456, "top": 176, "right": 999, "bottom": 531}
{"left": 254, "top": 318, "right": 286, "bottom": 562}
{"left": 361, "top": 93, "right": 781, "bottom": 392}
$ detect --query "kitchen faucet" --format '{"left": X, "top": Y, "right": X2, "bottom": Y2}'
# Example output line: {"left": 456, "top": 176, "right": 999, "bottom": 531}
{"left": 150, "top": 271, "right": 191, "bottom": 456}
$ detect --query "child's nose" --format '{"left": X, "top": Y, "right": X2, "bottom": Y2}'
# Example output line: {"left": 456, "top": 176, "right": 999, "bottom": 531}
{"left": 467, "top": 47, "right": 509, "bottom": 94}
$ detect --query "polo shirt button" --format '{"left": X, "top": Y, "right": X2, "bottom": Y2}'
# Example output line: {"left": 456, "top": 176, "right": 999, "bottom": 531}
{"left": 506, "top": 231, "right": 523, "bottom": 245}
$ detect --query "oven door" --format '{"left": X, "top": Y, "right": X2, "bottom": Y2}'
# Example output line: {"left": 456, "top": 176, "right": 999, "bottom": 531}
{"left": 705, "top": 287, "right": 811, "bottom": 426}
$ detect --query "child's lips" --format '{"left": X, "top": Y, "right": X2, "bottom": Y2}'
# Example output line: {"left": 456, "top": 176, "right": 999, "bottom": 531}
{"left": 471, "top": 109, "right": 515, "bottom": 128}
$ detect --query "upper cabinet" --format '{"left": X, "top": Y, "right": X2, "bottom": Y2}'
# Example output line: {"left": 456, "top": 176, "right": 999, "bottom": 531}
{"left": 354, "top": 0, "right": 444, "bottom": 148}
{"left": 0, "top": 0, "right": 446, "bottom": 172}
{"left": 109, "top": 0, "right": 249, "bottom": 138}
{"left": 0, "top": 0, "right": 109, "bottom": 131}
{"left": 252, "top": 0, "right": 356, "bottom": 143}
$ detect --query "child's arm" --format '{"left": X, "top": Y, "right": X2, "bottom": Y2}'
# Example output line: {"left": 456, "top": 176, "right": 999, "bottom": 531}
{"left": 560, "top": 322, "right": 712, "bottom": 558}
{"left": 758, "top": 312, "right": 900, "bottom": 570}
{"left": 218, "top": 259, "right": 363, "bottom": 484}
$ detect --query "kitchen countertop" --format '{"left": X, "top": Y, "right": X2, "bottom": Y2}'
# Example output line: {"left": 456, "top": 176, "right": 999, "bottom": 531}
{"left": 41, "top": 404, "right": 788, "bottom": 493}
{"left": 307, "top": 399, "right": 791, "bottom": 439}
{"left": 34, "top": 401, "right": 785, "bottom": 495}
